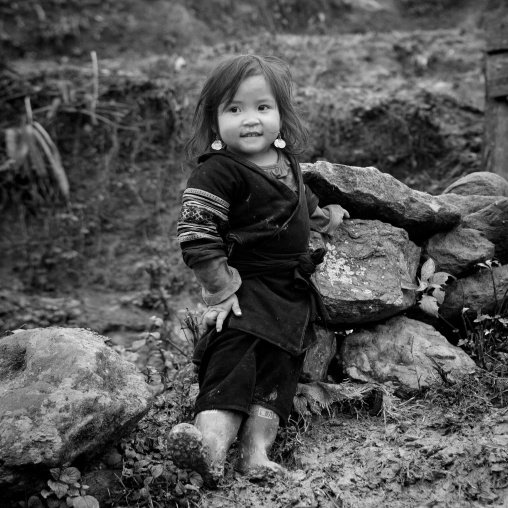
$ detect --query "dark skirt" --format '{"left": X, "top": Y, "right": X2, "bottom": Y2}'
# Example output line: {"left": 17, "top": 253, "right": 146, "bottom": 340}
{"left": 193, "top": 328, "right": 306, "bottom": 424}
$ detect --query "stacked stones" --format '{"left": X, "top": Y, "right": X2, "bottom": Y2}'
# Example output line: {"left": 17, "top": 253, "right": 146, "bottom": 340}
{"left": 301, "top": 164, "right": 508, "bottom": 393}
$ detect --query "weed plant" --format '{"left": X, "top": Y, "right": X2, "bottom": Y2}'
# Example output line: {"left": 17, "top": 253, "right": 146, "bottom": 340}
{"left": 456, "top": 261, "right": 508, "bottom": 376}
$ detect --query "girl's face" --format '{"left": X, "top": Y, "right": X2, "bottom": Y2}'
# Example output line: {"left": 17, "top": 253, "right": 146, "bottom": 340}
{"left": 217, "top": 75, "right": 281, "bottom": 165}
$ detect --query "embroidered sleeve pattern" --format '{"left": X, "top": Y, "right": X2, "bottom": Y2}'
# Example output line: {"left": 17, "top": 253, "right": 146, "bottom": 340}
{"left": 177, "top": 188, "right": 230, "bottom": 243}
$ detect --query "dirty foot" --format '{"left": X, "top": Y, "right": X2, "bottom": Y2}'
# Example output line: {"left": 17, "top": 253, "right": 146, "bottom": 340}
{"left": 167, "top": 423, "right": 221, "bottom": 487}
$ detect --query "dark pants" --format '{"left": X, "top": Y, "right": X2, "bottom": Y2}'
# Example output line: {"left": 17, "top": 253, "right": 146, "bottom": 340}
{"left": 194, "top": 329, "right": 305, "bottom": 424}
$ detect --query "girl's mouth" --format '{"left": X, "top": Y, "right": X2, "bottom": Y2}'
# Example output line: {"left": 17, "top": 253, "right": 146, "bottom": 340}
{"left": 241, "top": 132, "right": 262, "bottom": 137}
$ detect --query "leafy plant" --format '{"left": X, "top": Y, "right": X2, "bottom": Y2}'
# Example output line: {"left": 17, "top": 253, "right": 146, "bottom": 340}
{"left": 5, "top": 97, "right": 70, "bottom": 200}
{"left": 457, "top": 260, "right": 508, "bottom": 373}
{"left": 408, "top": 257, "right": 454, "bottom": 317}
{"left": 23, "top": 466, "right": 98, "bottom": 508}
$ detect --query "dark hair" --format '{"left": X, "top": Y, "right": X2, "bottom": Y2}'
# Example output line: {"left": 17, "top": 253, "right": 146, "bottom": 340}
{"left": 184, "top": 54, "right": 308, "bottom": 161}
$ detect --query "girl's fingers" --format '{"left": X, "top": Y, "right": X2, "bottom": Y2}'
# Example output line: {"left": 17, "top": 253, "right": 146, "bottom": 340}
{"left": 204, "top": 309, "right": 218, "bottom": 327}
{"left": 232, "top": 300, "right": 242, "bottom": 316}
{"left": 216, "top": 310, "right": 228, "bottom": 332}
{"left": 204, "top": 295, "right": 242, "bottom": 332}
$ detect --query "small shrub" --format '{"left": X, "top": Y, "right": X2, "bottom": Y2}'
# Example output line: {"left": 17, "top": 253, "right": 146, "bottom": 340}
{"left": 5, "top": 97, "right": 69, "bottom": 202}
{"left": 457, "top": 260, "right": 508, "bottom": 374}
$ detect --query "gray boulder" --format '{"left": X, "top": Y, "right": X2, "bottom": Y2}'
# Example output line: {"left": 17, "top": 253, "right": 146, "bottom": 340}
{"left": 435, "top": 193, "right": 499, "bottom": 219}
{"left": 340, "top": 316, "right": 476, "bottom": 397}
{"left": 311, "top": 220, "right": 420, "bottom": 325}
{"left": 442, "top": 171, "right": 508, "bottom": 197}
{"left": 302, "top": 161, "right": 461, "bottom": 243}
{"left": 440, "top": 265, "right": 508, "bottom": 320}
{"left": 461, "top": 198, "right": 508, "bottom": 264}
{"left": 302, "top": 324, "right": 336, "bottom": 382}
{"left": 423, "top": 227, "right": 496, "bottom": 276}
{"left": 0, "top": 327, "right": 154, "bottom": 500}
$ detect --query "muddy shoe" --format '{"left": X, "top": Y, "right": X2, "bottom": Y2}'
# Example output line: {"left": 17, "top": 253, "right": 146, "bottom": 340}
{"left": 236, "top": 462, "right": 287, "bottom": 482}
{"left": 167, "top": 423, "right": 219, "bottom": 487}
{"left": 236, "top": 405, "right": 285, "bottom": 481}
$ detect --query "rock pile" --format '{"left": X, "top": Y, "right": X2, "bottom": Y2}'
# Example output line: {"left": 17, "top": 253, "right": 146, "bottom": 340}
{"left": 302, "top": 164, "right": 508, "bottom": 392}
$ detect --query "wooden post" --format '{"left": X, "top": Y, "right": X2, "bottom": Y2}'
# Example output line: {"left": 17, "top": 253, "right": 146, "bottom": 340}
{"left": 482, "top": 0, "right": 508, "bottom": 180}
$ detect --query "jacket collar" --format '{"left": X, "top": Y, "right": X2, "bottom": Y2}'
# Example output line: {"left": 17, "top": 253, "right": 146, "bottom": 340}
{"left": 198, "top": 149, "right": 302, "bottom": 192}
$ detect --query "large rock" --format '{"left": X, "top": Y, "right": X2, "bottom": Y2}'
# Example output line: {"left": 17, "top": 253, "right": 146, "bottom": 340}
{"left": 311, "top": 220, "right": 421, "bottom": 325}
{"left": 461, "top": 198, "right": 508, "bottom": 264}
{"left": 435, "top": 193, "right": 499, "bottom": 219}
{"left": 302, "top": 324, "right": 336, "bottom": 382}
{"left": 440, "top": 265, "right": 508, "bottom": 320}
{"left": 423, "top": 227, "right": 496, "bottom": 276}
{"left": 302, "top": 161, "right": 461, "bottom": 243}
{"left": 442, "top": 171, "right": 508, "bottom": 197}
{"left": 0, "top": 327, "right": 154, "bottom": 500}
{"left": 340, "top": 316, "right": 476, "bottom": 397}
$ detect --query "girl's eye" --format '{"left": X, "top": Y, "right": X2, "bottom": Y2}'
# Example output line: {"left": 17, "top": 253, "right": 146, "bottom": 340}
{"left": 258, "top": 105, "right": 270, "bottom": 111}
{"left": 229, "top": 107, "right": 240, "bottom": 113}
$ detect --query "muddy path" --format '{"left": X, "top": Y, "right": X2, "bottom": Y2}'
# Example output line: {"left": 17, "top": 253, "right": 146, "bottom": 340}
{"left": 116, "top": 372, "right": 507, "bottom": 508}
{"left": 199, "top": 404, "right": 508, "bottom": 508}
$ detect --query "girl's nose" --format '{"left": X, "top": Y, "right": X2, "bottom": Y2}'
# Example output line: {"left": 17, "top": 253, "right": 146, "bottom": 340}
{"left": 243, "top": 116, "right": 260, "bottom": 126}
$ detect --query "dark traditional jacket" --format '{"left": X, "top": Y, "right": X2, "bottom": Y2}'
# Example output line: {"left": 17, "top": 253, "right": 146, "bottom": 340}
{"left": 178, "top": 150, "right": 329, "bottom": 355}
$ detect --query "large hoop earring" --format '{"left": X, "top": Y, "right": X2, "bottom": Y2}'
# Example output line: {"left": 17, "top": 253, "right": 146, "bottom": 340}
{"left": 274, "top": 133, "right": 286, "bottom": 149}
{"left": 211, "top": 135, "right": 224, "bottom": 150}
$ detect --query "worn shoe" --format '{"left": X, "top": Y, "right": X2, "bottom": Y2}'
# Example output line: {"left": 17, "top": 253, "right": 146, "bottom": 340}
{"left": 167, "top": 423, "right": 219, "bottom": 487}
{"left": 235, "top": 405, "right": 286, "bottom": 478}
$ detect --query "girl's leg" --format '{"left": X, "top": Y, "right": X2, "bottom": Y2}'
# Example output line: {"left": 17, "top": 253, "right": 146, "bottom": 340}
{"left": 168, "top": 409, "right": 242, "bottom": 486}
{"left": 168, "top": 329, "right": 256, "bottom": 486}
{"left": 235, "top": 404, "right": 284, "bottom": 474}
{"left": 235, "top": 340, "right": 306, "bottom": 476}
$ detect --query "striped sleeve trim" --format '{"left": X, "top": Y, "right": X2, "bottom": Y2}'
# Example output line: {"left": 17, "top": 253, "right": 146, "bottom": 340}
{"left": 177, "top": 188, "right": 230, "bottom": 244}
{"left": 177, "top": 232, "right": 221, "bottom": 243}
{"left": 182, "top": 188, "right": 229, "bottom": 221}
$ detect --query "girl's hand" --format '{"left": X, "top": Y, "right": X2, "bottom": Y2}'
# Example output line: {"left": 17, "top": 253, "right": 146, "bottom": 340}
{"left": 202, "top": 294, "right": 242, "bottom": 333}
{"left": 336, "top": 205, "right": 350, "bottom": 224}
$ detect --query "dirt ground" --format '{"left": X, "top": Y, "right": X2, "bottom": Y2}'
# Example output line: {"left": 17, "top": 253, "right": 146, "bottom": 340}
{"left": 2, "top": 1, "right": 507, "bottom": 507}
{"left": 200, "top": 404, "right": 508, "bottom": 508}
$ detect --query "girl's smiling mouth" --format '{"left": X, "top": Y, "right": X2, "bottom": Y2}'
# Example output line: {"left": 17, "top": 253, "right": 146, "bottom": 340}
{"left": 241, "top": 132, "right": 262, "bottom": 137}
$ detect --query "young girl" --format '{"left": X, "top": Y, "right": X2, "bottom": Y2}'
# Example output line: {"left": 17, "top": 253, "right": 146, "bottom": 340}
{"left": 169, "top": 54, "right": 349, "bottom": 485}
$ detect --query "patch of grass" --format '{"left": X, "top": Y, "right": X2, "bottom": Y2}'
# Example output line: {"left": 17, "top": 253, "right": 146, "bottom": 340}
{"left": 421, "top": 370, "right": 508, "bottom": 431}
{"left": 271, "top": 415, "right": 308, "bottom": 470}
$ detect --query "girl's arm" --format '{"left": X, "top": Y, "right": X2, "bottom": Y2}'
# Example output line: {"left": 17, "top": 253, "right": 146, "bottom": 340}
{"left": 191, "top": 254, "right": 241, "bottom": 306}
{"left": 305, "top": 184, "right": 350, "bottom": 236}
{"left": 178, "top": 158, "right": 245, "bottom": 331}
{"left": 180, "top": 240, "right": 242, "bottom": 332}
{"left": 310, "top": 204, "right": 349, "bottom": 235}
